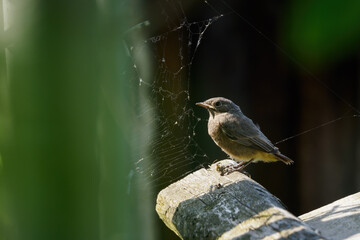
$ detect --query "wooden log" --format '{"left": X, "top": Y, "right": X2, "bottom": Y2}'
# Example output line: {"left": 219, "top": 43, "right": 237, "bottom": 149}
{"left": 156, "top": 160, "right": 324, "bottom": 240}
{"left": 299, "top": 192, "right": 360, "bottom": 240}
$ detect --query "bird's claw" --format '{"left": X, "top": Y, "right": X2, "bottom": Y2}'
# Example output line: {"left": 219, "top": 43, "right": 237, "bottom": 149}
{"left": 216, "top": 164, "right": 231, "bottom": 176}
{"left": 216, "top": 161, "right": 252, "bottom": 177}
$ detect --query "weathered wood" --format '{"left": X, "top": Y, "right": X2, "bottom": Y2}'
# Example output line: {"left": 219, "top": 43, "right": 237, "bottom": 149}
{"left": 156, "top": 160, "right": 324, "bottom": 240}
{"left": 299, "top": 192, "right": 360, "bottom": 240}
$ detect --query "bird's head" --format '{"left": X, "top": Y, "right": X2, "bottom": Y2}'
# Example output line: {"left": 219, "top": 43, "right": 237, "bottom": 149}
{"left": 196, "top": 97, "right": 241, "bottom": 118}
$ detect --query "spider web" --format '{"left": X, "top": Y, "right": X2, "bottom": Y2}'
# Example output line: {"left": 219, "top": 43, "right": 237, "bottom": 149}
{"left": 125, "top": 1, "right": 223, "bottom": 189}
{"left": 125, "top": 0, "right": 360, "bottom": 191}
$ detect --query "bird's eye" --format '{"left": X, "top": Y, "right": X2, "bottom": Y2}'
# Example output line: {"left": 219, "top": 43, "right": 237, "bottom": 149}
{"left": 214, "top": 101, "right": 222, "bottom": 107}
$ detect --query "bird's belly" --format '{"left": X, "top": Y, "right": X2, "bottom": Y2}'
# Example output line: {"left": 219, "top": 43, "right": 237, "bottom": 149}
{"left": 209, "top": 127, "right": 278, "bottom": 163}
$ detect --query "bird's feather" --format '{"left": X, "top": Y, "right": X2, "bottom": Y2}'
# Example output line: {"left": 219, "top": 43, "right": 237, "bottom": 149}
{"left": 219, "top": 113, "right": 276, "bottom": 153}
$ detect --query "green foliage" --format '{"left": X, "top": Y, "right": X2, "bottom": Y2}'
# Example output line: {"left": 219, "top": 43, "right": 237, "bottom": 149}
{"left": 285, "top": 0, "right": 360, "bottom": 66}
{"left": 0, "top": 1, "right": 154, "bottom": 239}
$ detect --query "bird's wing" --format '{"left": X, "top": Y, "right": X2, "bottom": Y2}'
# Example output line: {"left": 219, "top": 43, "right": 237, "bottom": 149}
{"left": 219, "top": 114, "right": 276, "bottom": 153}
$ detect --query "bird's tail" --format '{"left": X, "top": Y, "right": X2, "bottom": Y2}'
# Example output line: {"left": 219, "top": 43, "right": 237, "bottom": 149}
{"left": 274, "top": 152, "right": 294, "bottom": 165}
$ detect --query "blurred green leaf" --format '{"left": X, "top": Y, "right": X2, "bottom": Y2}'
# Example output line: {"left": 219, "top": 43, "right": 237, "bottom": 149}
{"left": 285, "top": 0, "right": 360, "bottom": 66}
{"left": 0, "top": 1, "right": 155, "bottom": 239}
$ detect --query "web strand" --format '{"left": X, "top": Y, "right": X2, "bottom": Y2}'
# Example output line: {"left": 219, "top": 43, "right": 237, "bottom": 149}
{"left": 213, "top": 0, "right": 360, "bottom": 115}
{"left": 127, "top": 2, "right": 221, "bottom": 189}
{"left": 275, "top": 114, "right": 359, "bottom": 145}
{"left": 202, "top": 0, "right": 360, "bottom": 146}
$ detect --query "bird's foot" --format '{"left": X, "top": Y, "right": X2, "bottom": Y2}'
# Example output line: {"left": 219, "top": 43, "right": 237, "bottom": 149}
{"left": 217, "top": 162, "right": 244, "bottom": 176}
{"left": 216, "top": 160, "right": 253, "bottom": 176}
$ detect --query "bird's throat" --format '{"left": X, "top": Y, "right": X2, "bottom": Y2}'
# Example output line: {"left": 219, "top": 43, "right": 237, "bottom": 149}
{"left": 208, "top": 109, "right": 215, "bottom": 118}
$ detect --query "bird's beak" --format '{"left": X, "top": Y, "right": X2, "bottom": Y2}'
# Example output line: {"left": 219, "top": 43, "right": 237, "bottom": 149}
{"left": 196, "top": 102, "right": 214, "bottom": 109}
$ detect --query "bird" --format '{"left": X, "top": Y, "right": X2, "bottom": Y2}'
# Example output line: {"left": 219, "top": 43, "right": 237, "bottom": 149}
{"left": 196, "top": 97, "right": 293, "bottom": 175}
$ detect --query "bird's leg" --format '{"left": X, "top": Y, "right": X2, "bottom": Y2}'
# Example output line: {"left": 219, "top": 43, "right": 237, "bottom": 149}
{"left": 219, "top": 159, "right": 254, "bottom": 176}
{"left": 237, "top": 159, "right": 254, "bottom": 171}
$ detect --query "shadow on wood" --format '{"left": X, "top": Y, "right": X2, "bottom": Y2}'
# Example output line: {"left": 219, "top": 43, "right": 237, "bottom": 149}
{"left": 156, "top": 160, "right": 324, "bottom": 239}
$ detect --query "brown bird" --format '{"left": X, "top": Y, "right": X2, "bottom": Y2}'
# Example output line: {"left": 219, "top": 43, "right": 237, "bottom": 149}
{"left": 196, "top": 97, "right": 293, "bottom": 175}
